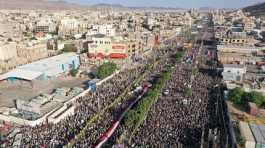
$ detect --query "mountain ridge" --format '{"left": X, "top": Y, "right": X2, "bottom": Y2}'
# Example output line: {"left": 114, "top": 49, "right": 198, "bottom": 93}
{"left": 0, "top": 0, "right": 85, "bottom": 10}
{"left": 243, "top": 2, "right": 265, "bottom": 17}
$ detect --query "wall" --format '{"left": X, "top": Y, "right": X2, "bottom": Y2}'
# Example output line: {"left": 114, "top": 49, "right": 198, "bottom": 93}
{"left": 0, "top": 42, "right": 17, "bottom": 61}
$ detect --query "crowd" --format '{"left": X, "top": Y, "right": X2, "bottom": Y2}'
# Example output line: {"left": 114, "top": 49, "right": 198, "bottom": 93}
{"left": 72, "top": 51, "right": 176, "bottom": 147}
{"left": 128, "top": 62, "right": 222, "bottom": 147}
{"left": 16, "top": 64, "right": 146, "bottom": 148}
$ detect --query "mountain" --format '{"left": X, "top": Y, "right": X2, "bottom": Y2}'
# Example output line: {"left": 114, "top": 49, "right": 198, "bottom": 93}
{"left": 243, "top": 2, "right": 265, "bottom": 17}
{"left": 0, "top": 0, "right": 85, "bottom": 10}
{"left": 0, "top": 1, "right": 184, "bottom": 11}
{"left": 90, "top": 3, "right": 185, "bottom": 11}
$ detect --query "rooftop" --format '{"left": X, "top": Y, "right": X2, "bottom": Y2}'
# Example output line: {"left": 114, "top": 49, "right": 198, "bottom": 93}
{"left": 223, "top": 64, "right": 245, "bottom": 69}
{"left": 0, "top": 52, "right": 78, "bottom": 81}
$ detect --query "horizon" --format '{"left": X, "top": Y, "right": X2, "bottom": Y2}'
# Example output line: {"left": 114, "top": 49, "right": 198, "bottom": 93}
{"left": 64, "top": 0, "right": 265, "bottom": 9}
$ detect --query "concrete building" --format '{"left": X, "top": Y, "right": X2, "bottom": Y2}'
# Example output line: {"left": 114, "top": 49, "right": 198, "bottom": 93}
{"left": 88, "top": 34, "right": 127, "bottom": 59}
{"left": 243, "top": 16, "right": 256, "bottom": 33}
{"left": 249, "top": 123, "right": 265, "bottom": 148}
{"left": 0, "top": 42, "right": 17, "bottom": 61}
{"left": 86, "top": 24, "right": 116, "bottom": 37}
{"left": 17, "top": 42, "right": 48, "bottom": 63}
{"left": 59, "top": 18, "right": 80, "bottom": 37}
{"left": 222, "top": 64, "right": 246, "bottom": 82}
{"left": 217, "top": 45, "right": 264, "bottom": 64}
{"left": 35, "top": 19, "right": 56, "bottom": 33}
{"left": 0, "top": 52, "right": 80, "bottom": 82}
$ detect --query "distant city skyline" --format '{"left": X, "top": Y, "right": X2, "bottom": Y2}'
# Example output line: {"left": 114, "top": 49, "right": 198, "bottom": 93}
{"left": 65, "top": 0, "right": 265, "bottom": 8}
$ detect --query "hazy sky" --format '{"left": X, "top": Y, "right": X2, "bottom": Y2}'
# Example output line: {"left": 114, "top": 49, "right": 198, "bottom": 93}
{"left": 66, "top": 0, "right": 265, "bottom": 8}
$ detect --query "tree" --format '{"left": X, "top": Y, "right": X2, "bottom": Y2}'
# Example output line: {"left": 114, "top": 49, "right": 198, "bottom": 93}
{"left": 249, "top": 91, "right": 265, "bottom": 107}
{"left": 96, "top": 62, "right": 117, "bottom": 79}
{"left": 228, "top": 87, "right": 245, "bottom": 105}
{"left": 70, "top": 69, "right": 78, "bottom": 77}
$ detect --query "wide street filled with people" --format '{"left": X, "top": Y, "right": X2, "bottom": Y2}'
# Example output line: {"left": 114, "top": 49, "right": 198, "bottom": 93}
{"left": 129, "top": 62, "right": 221, "bottom": 147}
{"left": 72, "top": 48, "right": 178, "bottom": 147}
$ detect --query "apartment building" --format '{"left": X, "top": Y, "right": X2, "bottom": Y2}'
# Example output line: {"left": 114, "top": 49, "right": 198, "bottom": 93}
{"left": 35, "top": 19, "right": 56, "bottom": 33}
{"left": 86, "top": 24, "right": 116, "bottom": 37}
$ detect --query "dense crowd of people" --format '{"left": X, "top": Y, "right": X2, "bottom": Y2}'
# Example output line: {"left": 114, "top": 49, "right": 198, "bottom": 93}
{"left": 72, "top": 51, "right": 175, "bottom": 147}
{"left": 16, "top": 64, "right": 146, "bottom": 148}
{"left": 126, "top": 62, "right": 221, "bottom": 147}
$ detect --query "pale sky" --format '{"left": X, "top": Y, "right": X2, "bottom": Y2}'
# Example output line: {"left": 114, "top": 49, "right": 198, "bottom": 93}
{"left": 66, "top": 0, "right": 265, "bottom": 8}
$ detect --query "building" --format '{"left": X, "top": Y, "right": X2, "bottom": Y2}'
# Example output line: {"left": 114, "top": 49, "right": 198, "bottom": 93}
{"left": 59, "top": 18, "right": 80, "bottom": 37}
{"left": 217, "top": 45, "right": 264, "bottom": 64}
{"left": 0, "top": 52, "right": 80, "bottom": 82}
{"left": 243, "top": 16, "right": 256, "bottom": 33}
{"left": 218, "top": 38, "right": 249, "bottom": 46}
{"left": 86, "top": 24, "right": 116, "bottom": 37}
{"left": 250, "top": 123, "right": 265, "bottom": 148}
{"left": 16, "top": 42, "right": 48, "bottom": 63}
{"left": 35, "top": 19, "right": 56, "bottom": 33}
{"left": 222, "top": 64, "right": 246, "bottom": 82}
{"left": 88, "top": 34, "right": 128, "bottom": 59}
{"left": 0, "top": 42, "right": 17, "bottom": 61}
{"left": 239, "top": 122, "right": 256, "bottom": 148}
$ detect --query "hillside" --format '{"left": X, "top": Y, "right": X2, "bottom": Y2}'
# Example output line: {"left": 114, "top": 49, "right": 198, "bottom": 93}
{"left": 0, "top": 0, "right": 85, "bottom": 10}
{"left": 90, "top": 3, "right": 184, "bottom": 11}
{"left": 243, "top": 2, "right": 265, "bottom": 17}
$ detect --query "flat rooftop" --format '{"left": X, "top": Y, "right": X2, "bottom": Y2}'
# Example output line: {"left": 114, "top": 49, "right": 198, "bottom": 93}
{"left": 0, "top": 77, "right": 87, "bottom": 108}
{"left": 0, "top": 52, "right": 79, "bottom": 81}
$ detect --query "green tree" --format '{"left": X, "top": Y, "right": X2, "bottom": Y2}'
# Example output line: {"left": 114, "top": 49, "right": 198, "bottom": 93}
{"left": 70, "top": 69, "right": 78, "bottom": 77}
{"left": 249, "top": 91, "right": 265, "bottom": 107}
{"left": 96, "top": 62, "right": 117, "bottom": 79}
{"left": 229, "top": 87, "right": 245, "bottom": 105}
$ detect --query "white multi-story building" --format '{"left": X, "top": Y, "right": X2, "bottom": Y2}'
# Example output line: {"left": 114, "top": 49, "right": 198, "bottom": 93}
{"left": 59, "top": 18, "right": 80, "bottom": 36}
{"left": 86, "top": 24, "right": 116, "bottom": 37}
{"left": 222, "top": 64, "right": 247, "bottom": 82}
{"left": 60, "top": 18, "right": 79, "bottom": 30}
